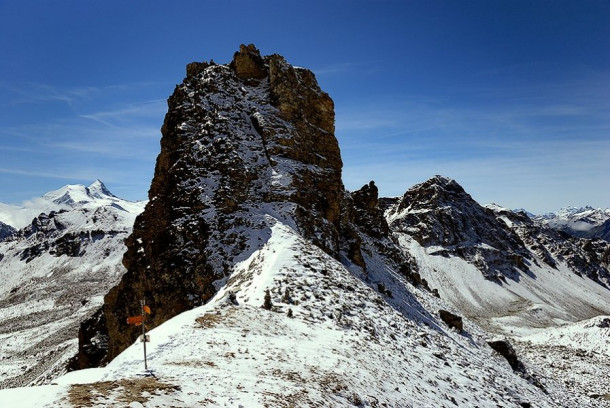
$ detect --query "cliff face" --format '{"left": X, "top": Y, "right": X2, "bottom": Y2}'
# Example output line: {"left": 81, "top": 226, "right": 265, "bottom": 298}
{"left": 75, "top": 45, "right": 357, "bottom": 365}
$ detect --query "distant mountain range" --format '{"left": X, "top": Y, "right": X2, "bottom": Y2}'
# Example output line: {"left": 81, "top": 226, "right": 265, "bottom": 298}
{"left": 0, "top": 180, "right": 144, "bottom": 231}
{"left": 0, "top": 181, "right": 145, "bottom": 388}
{"left": 529, "top": 206, "right": 610, "bottom": 241}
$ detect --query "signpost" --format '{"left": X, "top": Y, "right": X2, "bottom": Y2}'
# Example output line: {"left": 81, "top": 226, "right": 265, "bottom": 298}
{"left": 126, "top": 300, "right": 152, "bottom": 371}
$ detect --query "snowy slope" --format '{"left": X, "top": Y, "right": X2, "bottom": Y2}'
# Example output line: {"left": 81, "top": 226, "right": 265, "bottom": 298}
{"left": 513, "top": 316, "right": 610, "bottom": 401}
{"left": 519, "top": 316, "right": 610, "bottom": 356}
{"left": 405, "top": 235, "right": 610, "bottom": 334}
{"left": 0, "top": 218, "right": 597, "bottom": 407}
{"left": 383, "top": 178, "right": 610, "bottom": 403}
{"left": 0, "top": 182, "right": 145, "bottom": 388}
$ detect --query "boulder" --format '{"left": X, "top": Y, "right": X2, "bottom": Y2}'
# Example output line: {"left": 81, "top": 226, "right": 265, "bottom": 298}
{"left": 438, "top": 309, "right": 463, "bottom": 332}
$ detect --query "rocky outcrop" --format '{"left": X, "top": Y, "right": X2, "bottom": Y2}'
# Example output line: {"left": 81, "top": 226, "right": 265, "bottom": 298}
{"left": 350, "top": 181, "right": 389, "bottom": 239}
{"left": 438, "top": 309, "right": 463, "bottom": 332}
{"left": 0, "top": 221, "right": 15, "bottom": 242}
{"left": 75, "top": 44, "right": 354, "bottom": 366}
{"left": 488, "top": 339, "right": 544, "bottom": 390}
{"left": 341, "top": 181, "right": 421, "bottom": 289}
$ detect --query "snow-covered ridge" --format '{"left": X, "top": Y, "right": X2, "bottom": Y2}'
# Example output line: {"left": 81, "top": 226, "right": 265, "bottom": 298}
{"left": 0, "top": 219, "right": 592, "bottom": 407}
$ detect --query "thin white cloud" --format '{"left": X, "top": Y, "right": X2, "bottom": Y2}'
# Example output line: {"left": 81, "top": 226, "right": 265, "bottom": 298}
{"left": 0, "top": 167, "right": 96, "bottom": 180}
{"left": 80, "top": 99, "right": 167, "bottom": 126}
{"left": 0, "top": 81, "right": 166, "bottom": 108}
{"left": 0, "top": 82, "right": 100, "bottom": 106}
{"left": 313, "top": 61, "right": 380, "bottom": 77}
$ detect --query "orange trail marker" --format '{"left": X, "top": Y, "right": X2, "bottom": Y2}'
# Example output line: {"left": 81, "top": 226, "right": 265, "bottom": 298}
{"left": 127, "top": 316, "right": 143, "bottom": 325}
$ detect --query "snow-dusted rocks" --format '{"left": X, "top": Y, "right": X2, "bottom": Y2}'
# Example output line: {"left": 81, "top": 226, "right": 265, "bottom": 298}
{"left": 0, "top": 221, "right": 15, "bottom": 242}
{"left": 486, "top": 204, "right": 610, "bottom": 286}
{"left": 386, "top": 175, "right": 531, "bottom": 281}
{"left": 0, "top": 182, "right": 145, "bottom": 388}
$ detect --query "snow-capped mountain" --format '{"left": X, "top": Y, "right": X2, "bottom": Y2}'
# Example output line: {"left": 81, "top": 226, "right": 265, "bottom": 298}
{"left": 0, "top": 181, "right": 145, "bottom": 389}
{"left": 534, "top": 206, "right": 610, "bottom": 241}
{"left": 0, "top": 180, "right": 143, "bottom": 230}
{"left": 0, "top": 45, "right": 609, "bottom": 407}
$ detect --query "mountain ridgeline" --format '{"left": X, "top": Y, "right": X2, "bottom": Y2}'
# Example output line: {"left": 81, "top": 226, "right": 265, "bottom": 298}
{"left": 73, "top": 44, "right": 610, "bottom": 375}
{"left": 387, "top": 176, "right": 610, "bottom": 286}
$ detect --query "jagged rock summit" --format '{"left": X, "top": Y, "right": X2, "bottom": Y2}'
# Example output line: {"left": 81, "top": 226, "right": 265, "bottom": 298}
{"left": 76, "top": 44, "right": 383, "bottom": 366}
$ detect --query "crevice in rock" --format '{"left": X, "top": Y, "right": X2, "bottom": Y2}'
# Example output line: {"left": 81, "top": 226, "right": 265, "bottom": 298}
{"left": 249, "top": 113, "right": 274, "bottom": 168}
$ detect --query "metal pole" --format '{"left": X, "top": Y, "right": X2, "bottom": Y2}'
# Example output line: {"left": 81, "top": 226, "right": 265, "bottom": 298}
{"left": 141, "top": 299, "right": 147, "bottom": 370}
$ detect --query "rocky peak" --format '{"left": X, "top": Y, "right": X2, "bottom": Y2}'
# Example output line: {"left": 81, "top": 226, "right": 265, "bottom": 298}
{"left": 230, "top": 43, "right": 267, "bottom": 80}
{"left": 395, "top": 175, "right": 470, "bottom": 213}
{"left": 87, "top": 180, "right": 115, "bottom": 199}
{"left": 75, "top": 44, "right": 347, "bottom": 366}
{"left": 387, "top": 176, "right": 531, "bottom": 281}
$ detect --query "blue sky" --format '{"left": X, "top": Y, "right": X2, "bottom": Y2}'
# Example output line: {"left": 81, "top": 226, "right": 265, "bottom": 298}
{"left": 0, "top": 0, "right": 608, "bottom": 214}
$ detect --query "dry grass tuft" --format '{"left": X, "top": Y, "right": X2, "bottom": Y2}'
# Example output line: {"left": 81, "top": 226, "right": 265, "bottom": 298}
{"left": 66, "top": 377, "right": 180, "bottom": 407}
{"left": 195, "top": 308, "right": 236, "bottom": 329}
{"left": 196, "top": 313, "right": 224, "bottom": 329}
